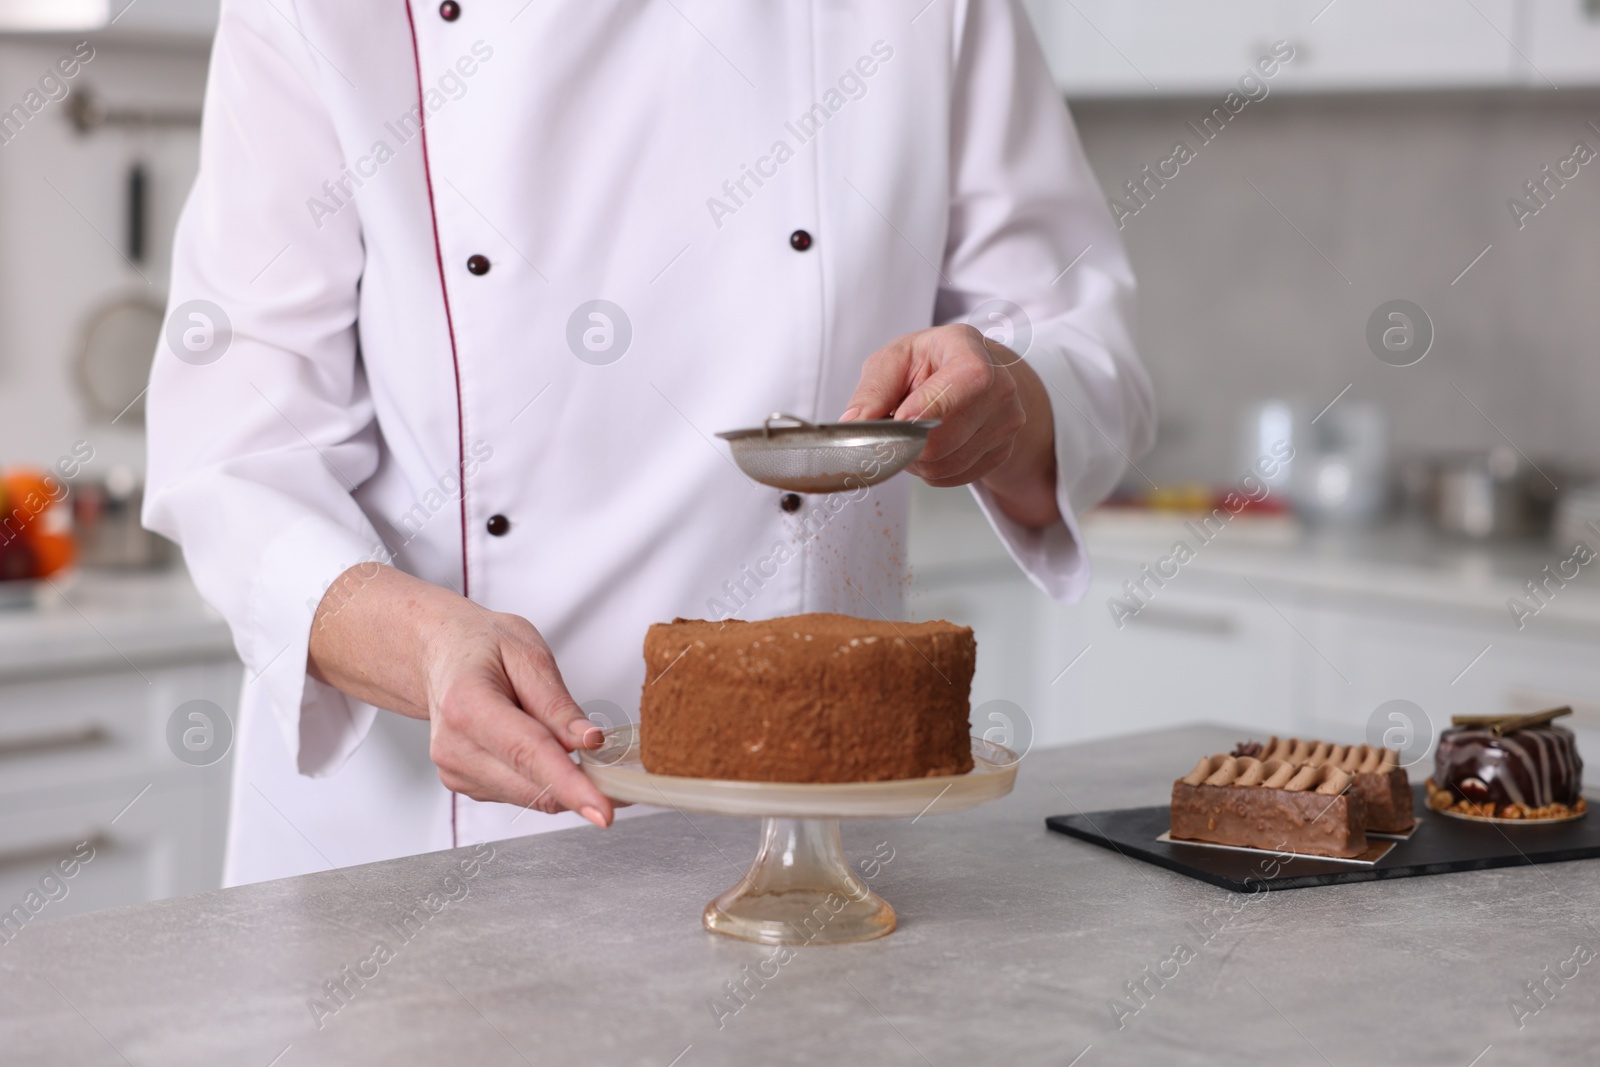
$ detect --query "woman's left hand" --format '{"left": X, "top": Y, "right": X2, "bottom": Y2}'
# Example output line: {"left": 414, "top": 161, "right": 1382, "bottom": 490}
{"left": 841, "top": 324, "right": 1060, "bottom": 529}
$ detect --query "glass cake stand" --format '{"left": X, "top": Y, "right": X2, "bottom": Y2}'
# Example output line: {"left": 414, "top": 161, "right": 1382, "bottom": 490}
{"left": 579, "top": 724, "right": 1018, "bottom": 945}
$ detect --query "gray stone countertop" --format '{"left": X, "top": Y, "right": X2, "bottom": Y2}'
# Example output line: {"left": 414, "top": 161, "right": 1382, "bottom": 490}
{"left": 1, "top": 724, "right": 1595, "bottom": 1066}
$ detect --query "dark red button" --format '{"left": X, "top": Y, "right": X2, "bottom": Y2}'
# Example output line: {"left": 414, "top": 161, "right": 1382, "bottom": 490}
{"left": 466, "top": 254, "right": 490, "bottom": 275}
{"left": 486, "top": 514, "right": 510, "bottom": 536}
{"left": 789, "top": 230, "right": 812, "bottom": 252}
{"left": 439, "top": 1, "right": 460, "bottom": 21}
{"left": 780, "top": 493, "right": 802, "bottom": 513}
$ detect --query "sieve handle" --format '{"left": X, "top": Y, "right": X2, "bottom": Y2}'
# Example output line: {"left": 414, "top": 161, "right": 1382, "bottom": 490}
{"left": 762, "top": 413, "right": 815, "bottom": 437}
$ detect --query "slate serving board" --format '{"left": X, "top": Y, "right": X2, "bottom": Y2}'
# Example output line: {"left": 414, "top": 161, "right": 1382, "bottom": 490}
{"left": 1046, "top": 785, "right": 1600, "bottom": 891}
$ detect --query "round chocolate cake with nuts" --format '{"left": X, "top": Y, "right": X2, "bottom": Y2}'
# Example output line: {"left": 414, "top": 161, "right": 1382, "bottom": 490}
{"left": 1427, "top": 714, "right": 1585, "bottom": 821}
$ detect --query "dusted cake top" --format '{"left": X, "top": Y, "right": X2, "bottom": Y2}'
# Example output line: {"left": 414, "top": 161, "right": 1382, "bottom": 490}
{"left": 648, "top": 614, "right": 972, "bottom": 657}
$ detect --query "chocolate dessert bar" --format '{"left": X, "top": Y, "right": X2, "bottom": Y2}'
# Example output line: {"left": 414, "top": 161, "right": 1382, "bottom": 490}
{"left": 1235, "top": 737, "right": 1414, "bottom": 833}
{"left": 1171, "top": 755, "right": 1367, "bottom": 858}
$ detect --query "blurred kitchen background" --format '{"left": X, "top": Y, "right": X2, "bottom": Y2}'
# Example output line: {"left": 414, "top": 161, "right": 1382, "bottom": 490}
{"left": 3, "top": 0, "right": 1600, "bottom": 915}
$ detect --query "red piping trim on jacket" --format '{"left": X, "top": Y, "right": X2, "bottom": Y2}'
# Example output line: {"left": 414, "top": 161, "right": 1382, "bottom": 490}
{"left": 404, "top": 0, "right": 467, "bottom": 849}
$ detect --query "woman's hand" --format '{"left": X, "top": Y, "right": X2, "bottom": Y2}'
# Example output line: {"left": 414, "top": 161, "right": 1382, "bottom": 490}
{"left": 308, "top": 565, "right": 615, "bottom": 826}
{"left": 841, "top": 324, "right": 1060, "bottom": 529}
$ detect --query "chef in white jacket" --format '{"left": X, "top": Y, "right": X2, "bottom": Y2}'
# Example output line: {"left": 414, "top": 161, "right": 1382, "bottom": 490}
{"left": 145, "top": 0, "right": 1153, "bottom": 886}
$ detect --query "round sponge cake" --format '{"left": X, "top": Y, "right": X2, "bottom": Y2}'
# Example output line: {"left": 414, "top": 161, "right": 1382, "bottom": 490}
{"left": 639, "top": 613, "right": 976, "bottom": 783}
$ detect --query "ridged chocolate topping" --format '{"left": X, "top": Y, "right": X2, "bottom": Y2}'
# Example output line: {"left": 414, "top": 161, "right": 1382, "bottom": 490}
{"left": 1183, "top": 755, "right": 1352, "bottom": 795}
{"left": 1234, "top": 737, "right": 1398, "bottom": 775}
{"left": 1432, "top": 723, "right": 1582, "bottom": 808}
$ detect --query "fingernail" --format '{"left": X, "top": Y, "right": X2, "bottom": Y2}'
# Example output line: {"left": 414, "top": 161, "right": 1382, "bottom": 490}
{"left": 581, "top": 725, "right": 605, "bottom": 748}
{"left": 580, "top": 806, "right": 608, "bottom": 828}
{"left": 840, "top": 406, "right": 860, "bottom": 422}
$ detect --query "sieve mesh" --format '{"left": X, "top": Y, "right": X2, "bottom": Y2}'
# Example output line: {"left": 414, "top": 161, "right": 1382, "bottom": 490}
{"left": 717, "top": 414, "right": 937, "bottom": 493}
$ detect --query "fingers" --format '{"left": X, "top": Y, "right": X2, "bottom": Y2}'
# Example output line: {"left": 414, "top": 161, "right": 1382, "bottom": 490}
{"left": 436, "top": 730, "right": 632, "bottom": 818}
{"left": 432, "top": 672, "right": 616, "bottom": 826}
{"left": 435, "top": 735, "right": 568, "bottom": 815}
{"left": 496, "top": 621, "right": 603, "bottom": 753}
{"left": 843, "top": 324, "right": 1029, "bottom": 487}
{"left": 917, "top": 439, "right": 1017, "bottom": 487}
{"left": 894, "top": 328, "right": 994, "bottom": 422}
{"left": 911, "top": 385, "right": 1022, "bottom": 477}
{"left": 840, "top": 336, "right": 914, "bottom": 421}
{"left": 910, "top": 352, "right": 1022, "bottom": 483}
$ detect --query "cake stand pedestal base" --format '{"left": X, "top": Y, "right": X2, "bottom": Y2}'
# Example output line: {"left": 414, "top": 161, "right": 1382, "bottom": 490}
{"left": 579, "top": 725, "right": 1018, "bottom": 945}
{"left": 703, "top": 818, "right": 895, "bottom": 945}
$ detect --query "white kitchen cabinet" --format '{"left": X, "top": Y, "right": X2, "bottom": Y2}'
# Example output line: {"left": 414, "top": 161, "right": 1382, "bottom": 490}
{"left": 908, "top": 484, "right": 1079, "bottom": 753}
{"left": 0, "top": 660, "right": 236, "bottom": 794}
{"left": 1021, "top": 0, "right": 1521, "bottom": 97}
{"left": 0, "top": 778, "right": 211, "bottom": 924}
{"left": 909, "top": 562, "right": 1047, "bottom": 748}
{"left": 0, "top": 0, "right": 216, "bottom": 40}
{"left": 1040, "top": 560, "right": 1300, "bottom": 745}
{"left": 1297, "top": 596, "right": 1600, "bottom": 762}
{"left": 0, "top": 0, "right": 103, "bottom": 32}
{"left": 909, "top": 486, "right": 1299, "bottom": 750}
{"left": 1276, "top": 0, "right": 1518, "bottom": 92}
{"left": 911, "top": 483, "right": 1600, "bottom": 772}
{"left": 0, "top": 657, "right": 239, "bottom": 920}
{"left": 1020, "top": 0, "right": 1284, "bottom": 98}
{"left": 1294, "top": 600, "right": 1508, "bottom": 746}
{"left": 0, "top": 572, "right": 240, "bottom": 919}
{"left": 1523, "top": 0, "right": 1600, "bottom": 87}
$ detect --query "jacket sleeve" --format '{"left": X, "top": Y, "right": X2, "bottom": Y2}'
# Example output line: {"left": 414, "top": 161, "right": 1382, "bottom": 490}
{"left": 143, "top": 0, "right": 384, "bottom": 776}
{"left": 938, "top": 0, "right": 1156, "bottom": 602}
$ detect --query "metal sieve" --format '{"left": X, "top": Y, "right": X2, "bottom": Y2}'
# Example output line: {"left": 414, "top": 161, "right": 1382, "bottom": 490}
{"left": 716, "top": 413, "right": 939, "bottom": 494}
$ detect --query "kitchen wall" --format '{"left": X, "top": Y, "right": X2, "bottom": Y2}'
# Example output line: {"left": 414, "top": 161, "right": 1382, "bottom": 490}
{"left": 1071, "top": 89, "right": 1600, "bottom": 486}
{"left": 0, "top": 36, "right": 206, "bottom": 471}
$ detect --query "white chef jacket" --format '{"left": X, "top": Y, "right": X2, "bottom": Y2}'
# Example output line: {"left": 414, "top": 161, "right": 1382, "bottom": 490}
{"left": 144, "top": 0, "right": 1153, "bottom": 887}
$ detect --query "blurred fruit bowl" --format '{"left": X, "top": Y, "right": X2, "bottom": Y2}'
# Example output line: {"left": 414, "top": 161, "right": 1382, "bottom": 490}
{"left": 0, "top": 467, "right": 78, "bottom": 585}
